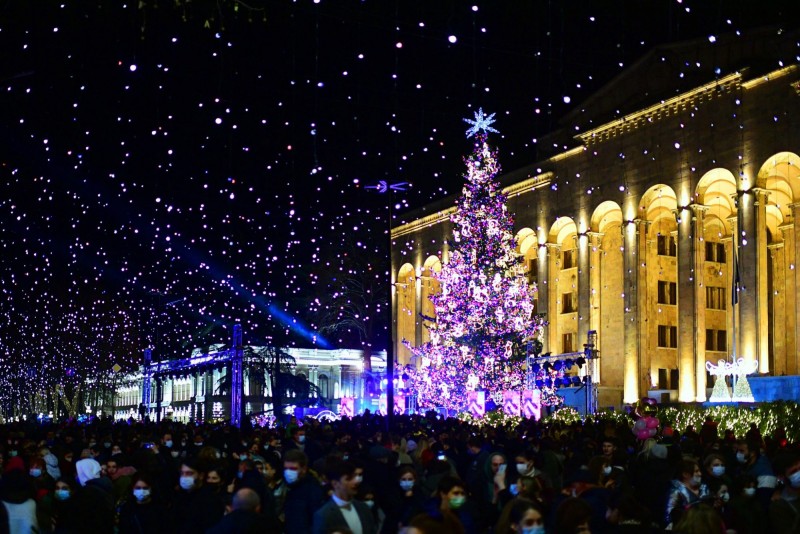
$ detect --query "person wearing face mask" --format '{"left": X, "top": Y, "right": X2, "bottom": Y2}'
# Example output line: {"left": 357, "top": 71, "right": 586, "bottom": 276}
{"left": 495, "top": 498, "right": 546, "bottom": 534}
{"left": 723, "top": 474, "right": 766, "bottom": 534}
{"left": 232, "top": 458, "right": 278, "bottom": 522}
{"left": 433, "top": 476, "right": 476, "bottom": 534}
{"left": 171, "top": 459, "right": 225, "bottom": 534}
{"left": 51, "top": 478, "right": 80, "bottom": 533}
{"left": 734, "top": 438, "right": 777, "bottom": 511}
{"left": 665, "top": 459, "right": 709, "bottom": 529}
{"left": 702, "top": 453, "right": 732, "bottom": 494}
{"left": 39, "top": 447, "right": 61, "bottom": 481}
{"left": 357, "top": 484, "right": 384, "bottom": 532}
{"left": 118, "top": 473, "right": 171, "bottom": 534}
{"left": 286, "top": 428, "right": 307, "bottom": 453}
{"left": 383, "top": 466, "right": 425, "bottom": 532}
{"left": 514, "top": 449, "right": 554, "bottom": 503}
{"left": 769, "top": 452, "right": 800, "bottom": 534}
{"left": 282, "top": 449, "right": 324, "bottom": 533}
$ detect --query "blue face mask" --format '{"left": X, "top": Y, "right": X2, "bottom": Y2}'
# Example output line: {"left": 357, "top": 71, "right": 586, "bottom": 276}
{"left": 522, "top": 526, "right": 545, "bottom": 534}
{"left": 30, "top": 468, "right": 42, "bottom": 478}
{"left": 399, "top": 480, "right": 414, "bottom": 491}
{"left": 284, "top": 469, "right": 299, "bottom": 484}
{"left": 54, "top": 489, "right": 71, "bottom": 501}
{"left": 133, "top": 488, "right": 151, "bottom": 502}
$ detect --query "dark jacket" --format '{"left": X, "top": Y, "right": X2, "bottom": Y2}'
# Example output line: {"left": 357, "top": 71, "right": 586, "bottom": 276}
{"left": 206, "top": 509, "right": 279, "bottom": 534}
{"left": 171, "top": 485, "right": 226, "bottom": 534}
{"left": 381, "top": 486, "right": 425, "bottom": 533}
{"left": 74, "top": 477, "right": 115, "bottom": 534}
{"left": 283, "top": 474, "right": 325, "bottom": 534}
{"left": 118, "top": 499, "right": 172, "bottom": 534}
{"left": 311, "top": 498, "right": 377, "bottom": 534}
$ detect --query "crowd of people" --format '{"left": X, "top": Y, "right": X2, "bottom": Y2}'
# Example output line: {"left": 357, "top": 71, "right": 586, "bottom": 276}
{"left": 0, "top": 410, "right": 798, "bottom": 533}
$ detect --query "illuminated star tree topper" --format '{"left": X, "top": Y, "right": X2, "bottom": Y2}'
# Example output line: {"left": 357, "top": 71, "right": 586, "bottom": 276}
{"left": 463, "top": 107, "right": 499, "bottom": 138}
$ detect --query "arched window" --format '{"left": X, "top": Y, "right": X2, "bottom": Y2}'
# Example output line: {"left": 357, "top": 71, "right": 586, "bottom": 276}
{"left": 318, "top": 374, "right": 330, "bottom": 399}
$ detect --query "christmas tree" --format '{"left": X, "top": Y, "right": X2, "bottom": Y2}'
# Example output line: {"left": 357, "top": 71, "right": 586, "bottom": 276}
{"left": 731, "top": 374, "right": 755, "bottom": 402}
{"left": 408, "top": 109, "right": 543, "bottom": 412}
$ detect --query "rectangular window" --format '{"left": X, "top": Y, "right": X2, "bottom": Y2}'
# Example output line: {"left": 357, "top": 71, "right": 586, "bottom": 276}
{"left": 527, "top": 258, "right": 539, "bottom": 284}
{"left": 561, "top": 292, "right": 577, "bottom": 313}
{"left": 562, "top": 249, "right": 576, "bottom": 269}
{"left": 705, "top": 242, "right": 727, "bottom": 263}
{"left": 562, "top": 332, "right": 575, "bottom": 353}
{"left": 706, "top": 287, "right": 727, "bottom": 310}
{"left": 705, "top": 329, "right": 728, "bottom": 351}
{"left": 657, "top": 325, "right": 678, "bottom": 348}
{"left": 657, "top": 235, "right": 677, "bottom": 257}
{"left": 657, "top": 281, "right": 677, "bottom": 305}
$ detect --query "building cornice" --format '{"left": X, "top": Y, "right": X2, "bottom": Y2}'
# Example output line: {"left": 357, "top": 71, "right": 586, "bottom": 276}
{"left": 391, "top": 207, "right": 457, "bottom": 239}
{"left": 741, "top": 64, "right": 798, "bottom": 89}
{"left": 575, "top": 72, "right": 741, "bottom": 145}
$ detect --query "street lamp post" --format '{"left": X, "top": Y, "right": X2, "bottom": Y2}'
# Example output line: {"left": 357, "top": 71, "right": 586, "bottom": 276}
{"left": 366, "top": 180, "right": 408, "bottom": 428}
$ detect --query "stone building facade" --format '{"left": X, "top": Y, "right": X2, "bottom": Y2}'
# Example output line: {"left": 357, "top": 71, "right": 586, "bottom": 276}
{"left": 391, "top": 29, "right": 800, "bottom": 408}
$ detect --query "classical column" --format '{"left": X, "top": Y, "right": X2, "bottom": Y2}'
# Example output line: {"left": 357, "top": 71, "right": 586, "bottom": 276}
{"left": 391, "top": 277, "right": 400, "bottom": 367}
{"left": 691, "top": 205, "right": 708, "bottom": 402}
{"left": 536, "top": 243, "right": 549, "bottom": 348}
{"left": 754, "top": 189, "right": 770, "bottom": 373}
{"left": 779, "top": 223, "right": 797, "bottom": 375}
{"left": 622, "top": 220, "right": 640, "bottom": 404}
{"left": 545, "top": 243, "right": 561, "bottom": 353}
{"left": 738, "top": 188, "right": 770, "bottom": 372}
{"left": 577, "top": 232, "right": 591, "bottom": 346}
{"left": 675, "top": 208, "right": 696, "bottom": 402}
{"left": 791, "top": 202, "right": 800, "bottom": 375}
{"left": 637, "top": 221, "right": 650, "bottom": 395}
{"left": 414, "top": 267, "right": 424, "bottom": 347}
{"left": 588, "top": 232, "right": 604, "bottom": 383}
{"left": 726, "top": 215, "right": 739, "bottom": 359}
{"left": 769, "top": 242, "right": 786, "bottom": 376}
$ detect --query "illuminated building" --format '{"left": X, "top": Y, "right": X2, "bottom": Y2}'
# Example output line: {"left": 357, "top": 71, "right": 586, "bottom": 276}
{"left": 391, "top": 29, "right": 800, "bottom": 407}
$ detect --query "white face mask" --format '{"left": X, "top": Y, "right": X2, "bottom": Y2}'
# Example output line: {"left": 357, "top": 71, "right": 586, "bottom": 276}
{"left": 743, "top": 487, "right": 756, "bottom": 497}
{"left": 354, "top": 475, "right": 363, "bottom": 484}
{"left": 603, "top": 466, "right": 613, "bottom": 476}
{"left": 516, "top": 463, "right": 528, "bottom": 475}
{"left": 364, "top": 500, "right": 375, "bottom": 508}
{"left": 133, "top": 488, "right": 151, "bottom": 501}
{"left": 711, "top": 465, "right": 726, "bottom": 477}
{"left": 179, "top": 476, "right": 195, "bottom": 490}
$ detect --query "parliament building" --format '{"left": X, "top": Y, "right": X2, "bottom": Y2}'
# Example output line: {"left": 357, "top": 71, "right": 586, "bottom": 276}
{"left": 390, "top": 28, "right": 800, "bottom": 408}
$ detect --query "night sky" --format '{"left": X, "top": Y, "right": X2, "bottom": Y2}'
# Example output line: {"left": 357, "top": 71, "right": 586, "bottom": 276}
{"left": 1, "top": 1, "right": 798, "bottom": 399}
